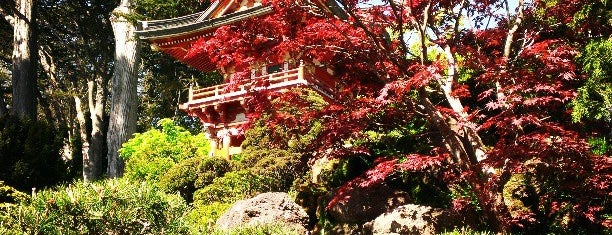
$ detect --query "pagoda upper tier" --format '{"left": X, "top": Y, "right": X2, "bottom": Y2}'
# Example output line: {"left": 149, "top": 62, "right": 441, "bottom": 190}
{"left": 135, "top": 0, "right": 345, "bottom": 158}
{"left": 136, "top": 1, "right": 273, "bottom": 71}
{"left": 136, "top": 0, "right": 345, "bottom": 71}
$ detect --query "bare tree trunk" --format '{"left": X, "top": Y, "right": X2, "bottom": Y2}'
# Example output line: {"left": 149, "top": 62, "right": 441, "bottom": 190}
{"left": 0, "top": 96, "right": 7, "bottom": 117}
{"left": 107, "top": 0, "right": 140, "bottom": 178}
{"left": 12, "top": 0, "right": 37, "bottom": 120}
{"left": 89, "top": 77, "right": 106, "bottom": 180}
{"left": 74, "top": 95, "right": 92, "bottom": 181}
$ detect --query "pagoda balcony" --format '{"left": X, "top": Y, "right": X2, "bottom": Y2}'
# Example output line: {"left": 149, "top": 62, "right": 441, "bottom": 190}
{"left": 181, "top": 62, "right": 338, "bottom": 115}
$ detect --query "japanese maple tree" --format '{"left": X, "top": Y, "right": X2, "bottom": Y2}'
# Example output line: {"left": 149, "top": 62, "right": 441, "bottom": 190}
{"left": 187, "top": 0, "right": 611, "bottom": 232}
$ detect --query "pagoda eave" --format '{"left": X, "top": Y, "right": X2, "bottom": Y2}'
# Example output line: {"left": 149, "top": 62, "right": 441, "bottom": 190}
{"left": 136, "top": 5, "right": 273, "bottom": 41}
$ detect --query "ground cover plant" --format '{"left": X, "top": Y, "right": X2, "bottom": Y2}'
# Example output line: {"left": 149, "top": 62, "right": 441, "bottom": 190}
{"left": 0, "top": 179, "right": 189, "bottom": 234}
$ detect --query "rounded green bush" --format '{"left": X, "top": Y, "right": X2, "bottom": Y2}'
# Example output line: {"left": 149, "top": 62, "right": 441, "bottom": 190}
{"left": 120, "top": 118, "right": 210, "bottom": 182}
{"left": 159, "top": 156, "right": 232, "bottom": 202}
{"left": 193, "top": 170, "right": 269, "bottom": 205}
{"left": 194, "top": 157, "right": 233, "bottom": 188}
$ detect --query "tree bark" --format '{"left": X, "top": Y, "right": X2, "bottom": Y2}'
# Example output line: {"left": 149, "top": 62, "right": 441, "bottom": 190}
{"left": 107, "top": 0, "right": 140, "bottom": 178}
{"left": 11, "top": 0, "right": 37, "bottom": 120}
{"left": 89, "top": 76, "right": 106, "bottom": 180}
{"left": 0, "top": 96, "right": 7, "bottom": 117}
{"left": 74, "top": 95, "right": 92, "bottom": 181}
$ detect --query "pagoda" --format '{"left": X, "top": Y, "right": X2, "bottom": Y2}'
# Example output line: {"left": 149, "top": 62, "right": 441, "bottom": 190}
{"left": 136, "top": 0, "right": 344, "bottom": 158}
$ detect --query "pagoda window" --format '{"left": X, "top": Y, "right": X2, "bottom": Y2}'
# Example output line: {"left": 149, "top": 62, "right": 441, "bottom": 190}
{"left": 267, "top": 64, "right": 282, "bottom": 74}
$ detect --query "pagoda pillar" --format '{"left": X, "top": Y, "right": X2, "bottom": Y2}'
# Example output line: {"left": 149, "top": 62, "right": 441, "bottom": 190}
{"left": 206, "top": 127, "right": 218, "bottom": 157}
{"left": 222, "top": 134, "right": 231, "bottom": 160}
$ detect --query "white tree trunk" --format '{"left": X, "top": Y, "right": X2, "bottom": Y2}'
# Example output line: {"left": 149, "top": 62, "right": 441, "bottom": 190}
{"left": 76, "top": 78, "right": 107, "bottom": 182}
{"left": 89, "top": 77, "right": 106, "bottom": 180}
{"left": 74, "top": 96, "right": 92, "bottom": 181}
{"left": 107, "top": 0, "right": 140, "bottom": 178}
{"left": 12, "top": 0, "right": 37, "bottom": 120}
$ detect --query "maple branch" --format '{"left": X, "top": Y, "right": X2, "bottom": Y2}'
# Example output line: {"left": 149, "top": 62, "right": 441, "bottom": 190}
{"left": 503, "top": 0, "right": 524, "bottom": 58}
{"left": 387, "top": 0, "right": 410, "bottom": 60}
{"left": 0, "top": 6, "right": 15, "bottom": 26}
{"left": 326, "top": 2, "right": 398, "bottom": 82}
{"left": 495, "top": 0, "right": 524, "bottom": 104}
{"left": 418, "top": 0, "right": 431, "bottom": 64}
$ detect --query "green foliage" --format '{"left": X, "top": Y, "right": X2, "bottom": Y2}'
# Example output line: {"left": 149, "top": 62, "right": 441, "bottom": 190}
{"left": 0, "top": 116, "right": 71, "bottom": 192}
{"left": 395, "top": 171, "right": 452, "bottom": 209}
{"left": 0, "top": 181, "right": 27, "bottom": 204}
{"left": 158, "top": 157, "right": 200, "bottom": 202}
{"left": 194, "top": 157, "right": 234, "bottom": 188}
{"left": 439, "top": 227, "right": 495, "bottom": 235}
{"left": 572, "top": 38, "right": 612, "bottom": 122}
{"left": 588, "top": 137, "right": 611, "bottom": 155}
{"left": 502, "top": 173, "right": 537, "bottom": 223}
{"left": 211, "top": 223, "right": 302, "bottom": 235}
{"left": 136, "top": 0, "right": 210, "bottom": 20}
{"left": 291, "top": 180, "right": 329, "bottom": 227}
{"left": 193, "top": 170, "right": 269, "bottom": 205}
{"left": 120, "top": 118, "right": 209, "bottom": 182}
{"left": 240, "top": 149, "right": 305, "bottom": 191}
{"left": 185, "top": 202, "right": 232, "bottom": 234}
{"left": 0, "top": 179, "right": 189, "bottom": 234}
{"left": 352, "top": 115, "right": 432, "bottom": 157}
{"left": 159, "top": 156, "right": 232, "bottom": 202}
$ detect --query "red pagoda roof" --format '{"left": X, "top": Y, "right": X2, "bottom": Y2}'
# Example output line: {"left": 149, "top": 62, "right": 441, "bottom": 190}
{"left": 136, "top": 1, "right": 274, "bottom": 71}
{"left": 135, "top": 0, "right": 346, "bottom": 71}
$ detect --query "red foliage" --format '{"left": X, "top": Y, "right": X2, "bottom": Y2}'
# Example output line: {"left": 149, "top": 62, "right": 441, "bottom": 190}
{"left": 184, "top": 0, "right": 611, "bottom": 232}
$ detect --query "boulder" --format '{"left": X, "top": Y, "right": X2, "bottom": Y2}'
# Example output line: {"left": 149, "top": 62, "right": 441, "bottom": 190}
{"left": 328, "top": 184, "right": 410, "bottom": 223}
{"left": 215, "top": 192, "right": 309, "bottom": 233}
{"left": 371, "top": 204, "right": 456, "bottom": 235}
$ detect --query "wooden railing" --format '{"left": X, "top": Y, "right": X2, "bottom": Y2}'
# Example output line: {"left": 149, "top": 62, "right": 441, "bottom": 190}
{"left": 187, "top": 65, "right": 305, "bottom": 104}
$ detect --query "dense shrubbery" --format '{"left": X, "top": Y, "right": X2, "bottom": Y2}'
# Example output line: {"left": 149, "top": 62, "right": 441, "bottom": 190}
{"left": 119, "top": 118, "right": 209, "bottom": 182}
{"left": 193, "top": 170, "right": 268, "bottom": 205}
{"left": 0, "top": 179, "right": 189, "bottom": 234}
{"left": 0, "top": 181, "right": 27, "bottom": 204}
{"left": 185, "top": 202, "right": 232, "bottom": 234}
{"left": 0, "top": 116, "right": 72, "bottom": 191}
{"left": 159, "top": 156, "right": 232, "bottom": 202}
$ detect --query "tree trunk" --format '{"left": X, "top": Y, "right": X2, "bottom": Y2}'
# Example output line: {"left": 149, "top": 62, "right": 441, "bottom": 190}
{"left": 75, "top": 77, "right": 107, "bottom": 182}
{"left": 0, "top": 95, "right": 7, "bottom": 117}
{"left": 74, "top": 95, "right": 92, "bottom": 181}
{"left": 89, "top": 77, "right": 106, "bottom": 180}
{"left": 107, "top": 0, "right": 140, "bottom": 178}
{"left": 12, "top": 0, "right": 37, "bottom": 120}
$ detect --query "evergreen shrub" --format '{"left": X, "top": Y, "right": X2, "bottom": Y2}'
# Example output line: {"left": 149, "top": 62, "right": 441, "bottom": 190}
{"left": 0, "top": 179, "right": 188, "bottom": 234}
{"left": 194, "top": 157, "right": 233, "bottom": 188}
{"left": 192, "top": 169, "right": 269, "bottom": 205}
{"left": 159, "top": 156, "right": 232, "bottom": 202}
{"left": 0, "top": 116, "right": 70, "bottom": 191}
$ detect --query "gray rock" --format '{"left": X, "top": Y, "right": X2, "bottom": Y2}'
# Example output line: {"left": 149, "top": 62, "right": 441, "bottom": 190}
{"left": 328, "top": 184, "right": 410, "bottom": 223}
{"left": 215, "top": 192, "right": 309, "bottom": 233}
{"left": 371, "top": 204, "right": 456, "bottom": 235}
